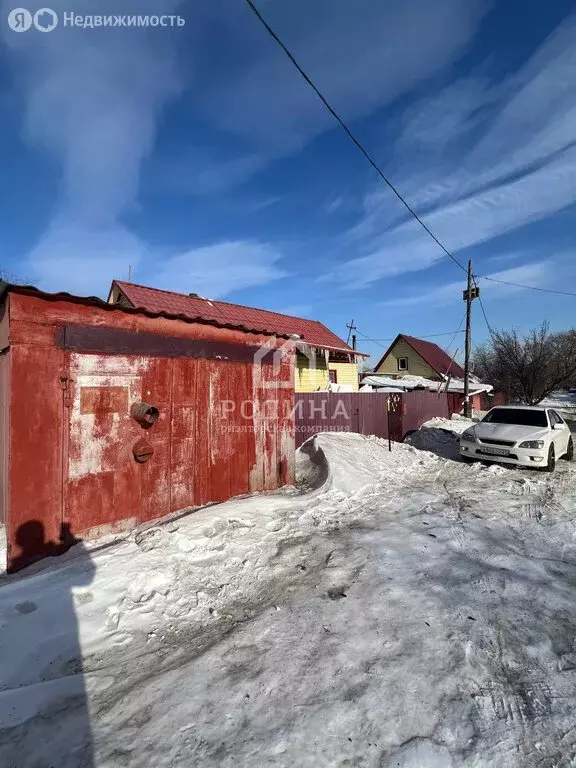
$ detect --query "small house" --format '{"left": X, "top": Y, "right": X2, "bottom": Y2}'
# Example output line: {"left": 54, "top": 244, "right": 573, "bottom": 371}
{"left": 108, "top": 281, "right": 366, "bottom": 392}
{"left": 366, "top": 333, "right": 500, "bottom": 410}
{"left": 373, "top": 334, "right": 465, "bottom": 380}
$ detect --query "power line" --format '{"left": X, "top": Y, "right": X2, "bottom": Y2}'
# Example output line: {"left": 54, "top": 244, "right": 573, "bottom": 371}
{"left": 475, "top": 274, "right": 576, "bottom": 298}
{"left": 245, "top": 0, "right": 576, "bottom": 304}
{"left": 477, "top": 295, "right": 495, "bottom": 338}
{"left": 354, "top": 327, "right": 466, "bottom": 349}
{"left": 244, "top": 0, "right": 468, "bottom": 276}
{"left": 444, "top": 313, "right": 467, "bottom": 354}
{"left": 471, "top": 272, "right": 496, "bottom": 339}
{"left": 354, "top": 329, "right": 390, "bottom": 350}
{"left": 370, "top": 329, "right": 466, "bottom": 342}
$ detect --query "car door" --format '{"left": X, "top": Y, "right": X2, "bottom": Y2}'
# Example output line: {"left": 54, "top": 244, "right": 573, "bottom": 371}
{"left": 549, "top": 410, "right": 570, "bottom": 455}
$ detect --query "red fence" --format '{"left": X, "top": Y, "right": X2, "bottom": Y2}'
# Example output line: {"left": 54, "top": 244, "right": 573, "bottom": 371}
{"left": 295, "top": 391, "right": 463, "bottom": 447}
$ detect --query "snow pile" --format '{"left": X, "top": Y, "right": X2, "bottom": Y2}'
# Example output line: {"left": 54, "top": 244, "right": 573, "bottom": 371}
{"left": 1, "top": 431, "right": 576, "bottom": 766}
{"left": 403, "top": 415, "right": 473, "bottom": 460}
{"left": 361, "top": 373, "right": 492, "bottom": 395}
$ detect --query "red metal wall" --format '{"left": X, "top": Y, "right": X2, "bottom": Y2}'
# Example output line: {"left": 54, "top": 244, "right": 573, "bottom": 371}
{"left": 0, "top": 305, "right": 9, "bottom": 526}
{"left": 4, "top": 293, "right": 294, "bottom": 571}
{"left": 295, "top": 390, "right": 462, "bottom": 447}
{"left": 398, "top": 390, "right": 458, "bottom": 436}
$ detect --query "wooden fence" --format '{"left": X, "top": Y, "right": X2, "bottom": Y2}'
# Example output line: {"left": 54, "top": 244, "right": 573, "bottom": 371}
{"left": 294, "top": 391, "right": 463, "bottom": 447}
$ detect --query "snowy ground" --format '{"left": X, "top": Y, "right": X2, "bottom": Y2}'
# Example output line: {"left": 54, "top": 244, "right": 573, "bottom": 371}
{"left": 2, "top": 428, "right": 576, "bottom": 767}
{"left": 541, "top": 391, "right": 576, "bottom": 424}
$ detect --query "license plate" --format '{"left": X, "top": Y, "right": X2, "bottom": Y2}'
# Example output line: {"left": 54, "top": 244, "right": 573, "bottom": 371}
{"left": 481, "top": 447, "right": 510, "bottom": 456}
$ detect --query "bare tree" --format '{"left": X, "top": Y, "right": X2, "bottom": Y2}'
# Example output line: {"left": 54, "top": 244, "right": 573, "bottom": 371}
{"left": 474, "top": 323, "right": 576, "bottom": 405}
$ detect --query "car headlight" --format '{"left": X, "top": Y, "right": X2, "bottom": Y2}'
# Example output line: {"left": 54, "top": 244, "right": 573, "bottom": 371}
{"left": 461, "top": 430, "right": 476, "bottom": 443}
{"left": 519, "top": 440, "right": 544, "bottom": 449}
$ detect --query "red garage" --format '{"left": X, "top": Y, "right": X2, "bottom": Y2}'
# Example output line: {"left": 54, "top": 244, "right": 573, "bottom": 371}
{"left": 0, "top": 284, "right": 295, "bottom": 572}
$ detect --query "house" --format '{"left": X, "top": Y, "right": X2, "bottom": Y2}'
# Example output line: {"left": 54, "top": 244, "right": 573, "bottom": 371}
{"left": 373, "top": 334, "right": 465, "bottom": 380}
{"left": 365, "top": 333, "right": 501, "bottom": 411}
{"left": 108, "top": 281, "right": 366, "bottom": 392}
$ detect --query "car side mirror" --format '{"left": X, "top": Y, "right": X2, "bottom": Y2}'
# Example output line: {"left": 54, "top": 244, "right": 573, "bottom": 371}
{"left": 552, "top": 423, "right": 563, "bottom": 430}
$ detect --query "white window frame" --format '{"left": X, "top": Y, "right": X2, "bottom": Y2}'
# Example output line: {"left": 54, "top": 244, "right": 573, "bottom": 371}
{"left": 397, "top": 357, "right": 408, "bottom": 371}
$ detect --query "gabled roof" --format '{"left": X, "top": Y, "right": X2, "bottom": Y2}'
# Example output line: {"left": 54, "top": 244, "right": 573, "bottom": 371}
{"left": 0, "top": 282, "right": 290, "bottom": 338}
{"left": 374, "top": 334, "right": 465, "bottom": 379}
{"left": 111, "top": 281, "right": 364, "bottom": 355}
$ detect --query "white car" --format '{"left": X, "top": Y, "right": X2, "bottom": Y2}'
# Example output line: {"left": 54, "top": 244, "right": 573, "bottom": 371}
{"left": 460, "top": 406, "right": 573, "bottom": 472}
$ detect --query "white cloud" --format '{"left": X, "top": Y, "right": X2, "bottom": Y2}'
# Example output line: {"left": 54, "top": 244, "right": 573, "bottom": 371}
{"left": 1, "top": 0, "right": 183, "bottom": 295}
{"left": 152, "top": 241, "right": 288, "bottom": 298}
{"left": 277, "top": 303, "right": 314, "bottom": 318}
{"left": 381, "top": 262, "right": 552, "bottom": 308}
{"left": 27, "top": 222, "right": 147, "bottom": 296}
{"left": 328, "top": 13, "right": 576, "bottom": 289}
{"left": 163, "top": 0, "right": 488, "bottom": 192}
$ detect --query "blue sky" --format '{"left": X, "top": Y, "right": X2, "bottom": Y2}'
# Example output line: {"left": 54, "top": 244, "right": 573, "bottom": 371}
{"left": 1, "top": 0, "right": 576, "bottom": 363}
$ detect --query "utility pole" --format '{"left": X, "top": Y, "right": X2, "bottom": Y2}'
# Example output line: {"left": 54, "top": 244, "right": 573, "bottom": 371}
{"left": 352, "top": 334, "right": 356, "bottom": 351}
{"left": 346, "top": 319, "right": 357, "bottom": 347}
{"left": 463, "top": 260, "right": 480, "bottom": 418}
{"left": 128, "top": 264, "right": 132, "bottom": 282}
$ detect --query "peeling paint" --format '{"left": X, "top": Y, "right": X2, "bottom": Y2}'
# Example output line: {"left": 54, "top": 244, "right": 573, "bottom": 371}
{"left": 68, "top": 353, "right": 147, "bottom": 480}
{"left": 5, "top": 291, "right": 296, "bottom": 571}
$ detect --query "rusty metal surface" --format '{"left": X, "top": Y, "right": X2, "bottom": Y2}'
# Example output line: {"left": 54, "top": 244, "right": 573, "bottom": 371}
{"left": 4, "top": 292, "right": 295, "bottom": 572}
{"left": 0, "top": 282, "right": 292, "bottom": 339}
{"left": 58, "top": 324, "right": 278, "bottom": 363}
{"left": 0, "top": 349, "right": 8, "bottom": 526}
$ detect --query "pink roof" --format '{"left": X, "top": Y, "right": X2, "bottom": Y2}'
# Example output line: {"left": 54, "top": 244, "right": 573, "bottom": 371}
{"left": 375, "top": 334, "right": 465, "bottom": 379}
{"left": 112, "top": 281, "right": 361, "bottom": 354}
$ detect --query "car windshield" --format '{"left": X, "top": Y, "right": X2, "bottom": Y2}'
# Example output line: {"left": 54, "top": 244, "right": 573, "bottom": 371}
{"left": 481, "top": 408, "right": 548, "bottom": 427}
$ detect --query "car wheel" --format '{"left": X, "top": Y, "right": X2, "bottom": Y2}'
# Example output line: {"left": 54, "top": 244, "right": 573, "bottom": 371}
{"left": 564, "top": 436, "right": 574, "bottom": 461}
{"left": 544, "top": 444, "right": 556, "bottom": 472}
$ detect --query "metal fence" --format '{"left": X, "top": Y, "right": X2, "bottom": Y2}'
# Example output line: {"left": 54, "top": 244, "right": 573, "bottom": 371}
{"left": 294, "top": 390, "right": 463, "bottom": 447}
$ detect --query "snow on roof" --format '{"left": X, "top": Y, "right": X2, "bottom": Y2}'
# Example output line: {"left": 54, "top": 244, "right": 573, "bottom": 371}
{"left": 374, "top": 334, "right": 465, "bottom": 379}
{"left": 112, "top": 281, "right": 365, "bottom": 355}
{"left": 361, "top": 374, "right": 492, "bottom": 395}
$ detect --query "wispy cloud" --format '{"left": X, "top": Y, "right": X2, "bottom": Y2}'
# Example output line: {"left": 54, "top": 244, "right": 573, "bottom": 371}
{"left": 152, "top": 241, "right": 287, "bottom": 298}
{"left": 161, "top": 0, "right": 488, "bottom": 193}
{"left": 327, "top": 12, "right": 576, "bottom": 289}
{"left": 1, "top": 0, "right": 185, "bottom": 295}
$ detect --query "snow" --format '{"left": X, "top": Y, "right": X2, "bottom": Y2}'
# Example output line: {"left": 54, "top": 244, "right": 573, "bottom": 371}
{"left": 403, "top": 415, "right": 473, "bottom": 460}
{"left": 361, "top": 374, "right": 493, "bottom": 396}
{"left": 541, "top": 391, "right": 576, "bottom": 423}
{"left": 2, "top": 430, "right": 576, "bottom": 766}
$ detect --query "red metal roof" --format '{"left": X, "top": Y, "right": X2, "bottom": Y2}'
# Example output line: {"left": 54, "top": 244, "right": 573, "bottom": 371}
{"left": 374, "top": 334, "right": 465, "bottom": 379}
{"left": 112, "top": 281, "right": 362, "bottom": 354}
{"left": 0, "top": 283, "right": 292, "bottom": 339}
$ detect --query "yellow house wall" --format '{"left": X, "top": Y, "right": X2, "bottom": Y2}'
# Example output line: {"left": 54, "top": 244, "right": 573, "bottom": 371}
{"left": 294, "top": 355, "right": 359, "bottom": 392}
{"left": 330, "top": 362, "right": 359, "bottom": 390}
{"left": 376, "top": 338, "right": 437, "bottom": 379}
{"left": 295, "top": 353, "right": 329, "bottom": 392}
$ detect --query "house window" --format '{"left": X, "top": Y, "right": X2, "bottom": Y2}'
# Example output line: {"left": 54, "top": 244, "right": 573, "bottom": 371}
{"left": 329, "top": 369, "right": 338, "bottom": 384}
{"left": 397, "top": 357, "right": 408, "bottom": 371}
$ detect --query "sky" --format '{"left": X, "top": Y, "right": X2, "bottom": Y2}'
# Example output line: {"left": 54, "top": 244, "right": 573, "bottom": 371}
{"left": 1, "top": 0, "right": 576, "bottom": 363}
